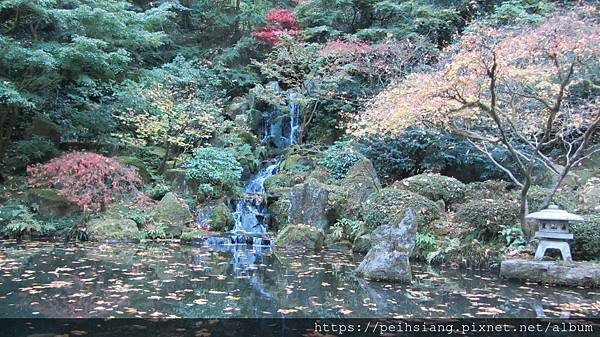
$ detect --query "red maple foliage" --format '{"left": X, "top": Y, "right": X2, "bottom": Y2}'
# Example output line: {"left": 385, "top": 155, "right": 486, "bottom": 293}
{"left": 252, "top": 8, "right": 299, "bottom": 46}
{"left": 27, "top": 152, "right": 143, "bottom": 212}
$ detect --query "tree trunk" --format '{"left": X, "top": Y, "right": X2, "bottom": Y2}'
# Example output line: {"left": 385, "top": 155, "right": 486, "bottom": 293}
{"left": 158, "top": 144, "right": 171, "bottom": 174}
{"left": 0, "top": 106, "right": 19, "bottom": 165}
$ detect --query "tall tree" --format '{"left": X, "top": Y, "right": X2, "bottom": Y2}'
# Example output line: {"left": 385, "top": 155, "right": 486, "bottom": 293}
{"left": 353, "top": 7, "right": 600, "bottom": 236}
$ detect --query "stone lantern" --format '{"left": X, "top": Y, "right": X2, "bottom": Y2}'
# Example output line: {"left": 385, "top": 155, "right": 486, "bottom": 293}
{"left": 526, "top": 205, "right": 584, "bottom": 261}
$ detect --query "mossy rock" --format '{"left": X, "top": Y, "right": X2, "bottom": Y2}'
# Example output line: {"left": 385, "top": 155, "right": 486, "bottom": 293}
{"left": 87, "top": 218, "right": 139, "bottom": 242}
{"left": 463, "top": 180, "right": 510, "bottom": 202}
{"left": 152, "top": 192, "right": 193, "bottom": 237}
{"left": 361, "top": 188, "right": 442, "bottom": 231}
{"left": 397, "top": 173, "right": 465, "bottom": 206}
{"left": 209, "top": 202, "right": 233, "bottom": 232}
{"left": 264, "top": 173, "right": 293, "bottom": 193}
{"left": 25, "top": 117, "right": 62, "bottom": 145}
{"left": 268, "top": 199, "right": 290, "bottom": 230}
{"left": 339, "top": 158, "right": 381, "bottom": 218}
{"left": 454, "top": 198, "right": 519, "bottom": 241}
{"left": 26, "top": 188, "right": 80, "bottom": 220}
{"left": 571, "top": 213, "right": 600, "bottom": 260}
{"left": 352, "top": 234, "right": 371, "bottom": 254}
{"left": 288, "top": 178, "right": 329, "bottom": 229}
{"left": 114, "top": 156, "right": 152, "bottom": 183}
{"left": 280, "top": 154, "right": 315, "bottom": 174}
{"left": 225, "top": 96, "right": 249, "bottom": 119}
{"left": 164, "top": 169, "right": 199, "bottom": 196}
{"left": 275, "top": 224, "right": 325, "bottom": 251}
{"left": 518, "top": 185, "right": 578, "bottom": 213}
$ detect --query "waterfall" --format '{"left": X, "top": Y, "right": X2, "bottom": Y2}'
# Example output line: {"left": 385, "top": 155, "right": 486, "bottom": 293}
{"left": 218, "top": 82, "right": 302, "bottom": 246}
{"left": 261, "top": 82, "right": 302, "bottom": 147}
{"left": 231, "top": 163, "right": 279, "bottom": 238}
{"left": 287, "top": 91, "right": 301, "bottom": 145}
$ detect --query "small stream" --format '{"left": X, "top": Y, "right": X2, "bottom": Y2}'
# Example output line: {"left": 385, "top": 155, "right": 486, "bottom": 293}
{"left": 1, "top": 241, "right": 599, "bottom": 318}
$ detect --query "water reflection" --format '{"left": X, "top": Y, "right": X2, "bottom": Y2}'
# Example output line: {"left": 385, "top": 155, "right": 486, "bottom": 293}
{"left": 0, "top": 240, "right": 598, "bottom": 318}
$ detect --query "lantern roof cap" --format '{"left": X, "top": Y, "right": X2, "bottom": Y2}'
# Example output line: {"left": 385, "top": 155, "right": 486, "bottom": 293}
{"left": 526, "top": 205, "right": 584, "bottom": 222}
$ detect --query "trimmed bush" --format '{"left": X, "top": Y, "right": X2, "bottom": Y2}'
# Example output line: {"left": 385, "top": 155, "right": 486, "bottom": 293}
{"left": 454, "top": 199, "right": 519, "bottom": 241}
{"left": 361, "top": 188, "right": 442, "bottom": 230}
{"left": 571, "top": 213, "right": 600, "bottom": 261}
{"left": 397, "top": 173, "right": 465, "bottom": 205}
{"left": 463, "top": 180, "right": 511, "bottom": 201}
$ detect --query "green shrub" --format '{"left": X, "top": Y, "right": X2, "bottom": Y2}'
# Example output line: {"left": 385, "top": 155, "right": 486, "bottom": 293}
{"left": 361, "top": 188, "right": 442, "bottom": 230}
{"left": 139, "top": 225, "right": 168, "bottom": 240}
{"left": 357, "top": 128, "right": 518, "bottom": 184}
{"left": 183, "top": 147, "right": 243, "bottom": 195}
{"left": 454, "top": 199, "right": 519, "bottom": 241}
{"left": 398, "top": 173, "right": 466, "bottom": 205}
{"left": 463, "top": 180, "right": 511, "bottom": 201}
{"left": 521, "top": 185, "right": 577, "bottom": 212}
{"left": 181, "top": 229, "right": 206, "bottom": 241}
{"left": 146, "top": 183, "right": 170, "bottom": 200}
{"left": 329, "top": 218, "right": 363, "bottom": 242}
{"left": 318, "top": 141, "right": 362, "bottom": 179}
{"left": 4, "top": 136, "right": 59, "bottom": 172}
{"left": 263, "top": 174, "right": 292, "bottom": 192}
{"left": 280, "top": 154, "right": 314, "bottom": 174}
{"left": 489, "top": 0, "right": 555, "bottom": 26}
{"left": 571, "top": 213, "right": 600, "bottom": 261}
{"left": 0, "top": 202, "right": 55, "bottom": 238}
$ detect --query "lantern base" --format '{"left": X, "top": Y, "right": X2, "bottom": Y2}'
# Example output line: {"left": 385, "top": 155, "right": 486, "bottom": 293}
{"left": 534, "top": 239, "right": 572, "bottom": 261}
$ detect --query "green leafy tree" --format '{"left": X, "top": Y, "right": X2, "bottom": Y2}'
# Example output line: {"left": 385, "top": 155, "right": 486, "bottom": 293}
{"left": 183, "top": 147, "right": 243, "bottom": 196}
{"left": 0, "top": 0, "right": 176, "bottom": 162}
{"left": 116, "top": 56, "right": 225, "bottom": 172}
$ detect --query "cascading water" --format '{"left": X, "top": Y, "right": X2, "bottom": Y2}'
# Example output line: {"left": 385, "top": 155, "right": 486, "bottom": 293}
{"left": 230, "top": 163, "right": 279, "bottom": 245}
{"left": 261, "top": 82, "right": 302, "bottom": 147}
{"left": 287, "top": 91, "right": 301, "bottom": 145}
{"left": 226, "top": 85, "right": 302, "bottom": 246}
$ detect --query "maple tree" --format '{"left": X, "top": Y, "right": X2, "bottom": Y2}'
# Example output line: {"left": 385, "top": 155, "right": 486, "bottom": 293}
{"left": 353, "top": 7, "right": 600, "bottom": 235}
{"left": 252, "top": 8, "right": 299, "bottom": 45}
{"left": 27, "top": 152, "right": 142, "bottom": 212}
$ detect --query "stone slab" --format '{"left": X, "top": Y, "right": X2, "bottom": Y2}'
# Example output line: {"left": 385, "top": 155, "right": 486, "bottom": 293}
{"left": 500, "top": 258, "right": 600, "bottom": 287}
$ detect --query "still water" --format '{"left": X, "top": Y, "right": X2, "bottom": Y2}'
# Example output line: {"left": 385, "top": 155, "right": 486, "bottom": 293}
{"left": 0, "top": 240, "right": 598, "bottom": 318}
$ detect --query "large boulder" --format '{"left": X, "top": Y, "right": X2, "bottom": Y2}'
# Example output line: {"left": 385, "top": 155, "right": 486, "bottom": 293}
{"left": 288, "top": 178, "right": 329, "bottom": 229}
{"left": 268, "top": 198, "right": 290, "bottom": 230}
{"left": 340, "top": 158, "right": 381, "bottom": 217}
{"left": 114, "top": 156, "right": 152, "bottom": 183}
{"left": 356, "top": 209, "right": 418, "bottom": 282}
{"left": 164, "top": 169, "right": 199, "bottom": 196}
{"left": 87, "top": 218, "right": 139, "bottom": 242}
{"left": 152, "top": 192, "right": 193, "bottom": 236}
{"left": 26, "top": 188, "right": 79, "bottom": 220}
{"left": 209, "top": 201, "right": 234, "bottom": 232}
{"left": 275, "top": 224, "right": 325, "bottom": 251}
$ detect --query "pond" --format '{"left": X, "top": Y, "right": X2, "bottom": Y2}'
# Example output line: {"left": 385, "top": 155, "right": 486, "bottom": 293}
{"left": 0, "top": 240, "right": 598, "bottom": 318}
